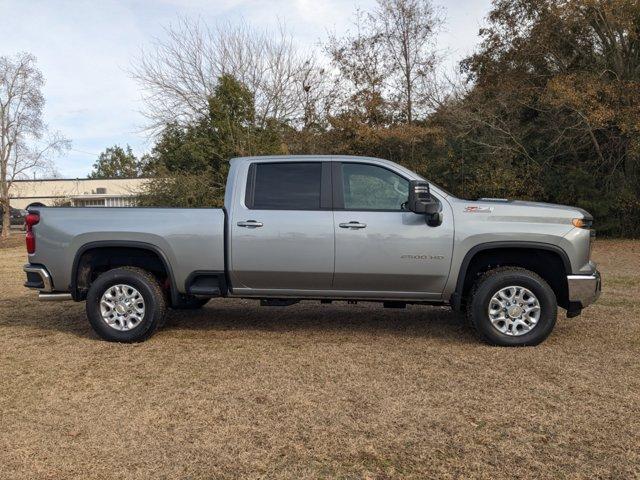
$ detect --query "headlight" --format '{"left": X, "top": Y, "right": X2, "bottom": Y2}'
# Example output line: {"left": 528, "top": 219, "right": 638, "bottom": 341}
{"left": 572, "top": 218, "right": 596, "bottom": 258}
{"left": 572, "top": 218, "right": 593, "bottom": 229}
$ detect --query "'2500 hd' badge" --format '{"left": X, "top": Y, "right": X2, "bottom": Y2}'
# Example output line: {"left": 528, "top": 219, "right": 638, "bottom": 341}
{"left": 401, "top": 254, "right": 445, "bottom": 260}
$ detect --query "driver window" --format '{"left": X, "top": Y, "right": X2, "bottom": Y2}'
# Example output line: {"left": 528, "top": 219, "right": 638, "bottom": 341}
{"left": 341, "top": 163, "right": 409, "bottom": 211}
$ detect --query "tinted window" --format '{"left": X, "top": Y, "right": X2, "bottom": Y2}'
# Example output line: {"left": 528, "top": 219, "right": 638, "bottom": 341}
{"left": 341, "top": 163, "right": 409, "bottom": 210}
{"left": 252, "top": 162, "right": 322, "bottom": 209}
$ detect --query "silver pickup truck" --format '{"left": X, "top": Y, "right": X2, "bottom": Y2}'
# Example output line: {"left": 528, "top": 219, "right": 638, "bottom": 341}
{"left": 23, "top": 155, "right": 601, "bottom": 346}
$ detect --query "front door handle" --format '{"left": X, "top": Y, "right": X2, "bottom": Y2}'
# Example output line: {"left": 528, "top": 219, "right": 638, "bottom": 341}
{"left": 339, "top": 221, "right": 367, "bottom": 229}
{"left": 237, "top": 220, "right": 263, "bottom": 228}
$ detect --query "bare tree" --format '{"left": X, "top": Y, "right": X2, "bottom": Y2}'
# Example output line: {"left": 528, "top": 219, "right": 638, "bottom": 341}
{"left": 326, "top": 9, "right": 392, "bottom": 125}
{"left": 327, "top": 9, "right": 385, "bottom": 94}
{"left": 130, "top": 18, "right": 315, "bottom": 133}
{"left": 0, "top": 53, "right": 69, "bottom": 237}
{"left": 326, "top": 1, "right": 442, "bottom": 124}
{"left": 372, "top": 0, "right": 443, "bottom": 123}
{"left": 296, "top": 56, "right": 338, "bottom": 130}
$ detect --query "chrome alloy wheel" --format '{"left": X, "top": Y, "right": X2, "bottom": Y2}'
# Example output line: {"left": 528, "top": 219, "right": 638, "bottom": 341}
{"left": 100, "top": 284, "right": 145, "bottom": 331}
{"left": 488, "top": 285, "right": 541, "bottom": 336}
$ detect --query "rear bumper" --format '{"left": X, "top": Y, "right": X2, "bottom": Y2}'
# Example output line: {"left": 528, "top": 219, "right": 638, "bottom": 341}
{"left": 24, "top": 264, "right": 73, "bottom": 301}
{"left": 567, "top": 269, "right": 601, "bottom": 308}
{"left": 23, "top": 264, "right": 53, "bottom": 292}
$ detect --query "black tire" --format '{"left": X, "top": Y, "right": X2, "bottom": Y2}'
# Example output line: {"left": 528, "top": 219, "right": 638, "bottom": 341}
{"left": 466, "top": 267, "right": 557, "bottom": 347}
{"left": 86, "top": 267, "right": 167, "bottom": 342}
{"left": 170, "top": 297, "right": 209, "bottom": 310}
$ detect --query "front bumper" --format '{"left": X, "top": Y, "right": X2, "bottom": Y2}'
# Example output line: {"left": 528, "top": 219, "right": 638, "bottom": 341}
{"left": 567, "top": 269, "right": 601, "bottom": 308}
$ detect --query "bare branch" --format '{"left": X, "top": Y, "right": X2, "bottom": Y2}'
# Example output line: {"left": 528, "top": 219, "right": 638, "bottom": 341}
{"left": 130, "top": 17, "right": 315, "bottom": 134}
{"left": 0, "top": 53, "right": 70, "bottom": 237}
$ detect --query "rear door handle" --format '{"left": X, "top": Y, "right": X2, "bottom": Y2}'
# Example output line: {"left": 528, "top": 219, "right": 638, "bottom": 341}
{"left": 339, "top": 221, "right": 367, "bottom": 229}
{"left": 237, "top": 220, "right": 263, "bottom": 228}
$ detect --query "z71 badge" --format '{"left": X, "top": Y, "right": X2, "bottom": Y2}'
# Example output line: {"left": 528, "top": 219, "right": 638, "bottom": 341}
{"left": 464, "top": 205, "right": 494, "bottom": 213}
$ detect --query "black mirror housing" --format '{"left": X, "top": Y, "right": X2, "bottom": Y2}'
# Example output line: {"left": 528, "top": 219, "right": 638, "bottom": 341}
{"left": 408, "top": 180, "right": 439, "bottom": 215}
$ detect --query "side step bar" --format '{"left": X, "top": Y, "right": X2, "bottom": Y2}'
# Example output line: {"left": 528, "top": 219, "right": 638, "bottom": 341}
{"left": 39, "top": 293, "right": 73, "bottom": 301}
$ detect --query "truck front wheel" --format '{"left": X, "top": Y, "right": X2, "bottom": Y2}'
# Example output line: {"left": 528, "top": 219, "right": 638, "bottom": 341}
{"left": 86, "top": 267, "right": 167, "bottom": 342}
{"left": 467, "top": 267, "right": 557, "bottom": 346}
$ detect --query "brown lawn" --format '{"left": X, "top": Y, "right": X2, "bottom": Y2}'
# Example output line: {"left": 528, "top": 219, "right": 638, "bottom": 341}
{"left": 0, "top": 238, "right": 638, "bottom": 479}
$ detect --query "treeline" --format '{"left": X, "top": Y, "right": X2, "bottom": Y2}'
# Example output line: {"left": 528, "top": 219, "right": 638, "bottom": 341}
{"left": 93, "top": 0, "right": 640, "bottom": 237}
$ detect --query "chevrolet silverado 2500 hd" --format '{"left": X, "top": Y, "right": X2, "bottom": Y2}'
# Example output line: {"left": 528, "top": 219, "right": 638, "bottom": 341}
{"left": 22, "top": 155, "right": 601, "bottom": 345}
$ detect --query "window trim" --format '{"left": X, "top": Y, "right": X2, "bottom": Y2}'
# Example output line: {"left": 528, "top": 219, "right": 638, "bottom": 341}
{"left": 332, "top": 161, "right": 413, "bottom": 212}
{"left": 245, "top": 161, "right": 332, "bottom": 211}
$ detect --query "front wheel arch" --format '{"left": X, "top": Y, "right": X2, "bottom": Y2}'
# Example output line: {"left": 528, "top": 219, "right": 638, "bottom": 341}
{"left": 452, "top": 243, "right": 570, "bottom": 311}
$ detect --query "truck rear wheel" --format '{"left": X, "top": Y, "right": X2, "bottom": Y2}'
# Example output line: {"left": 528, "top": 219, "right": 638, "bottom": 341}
{"left": 86, "top": 267, "right": 167, "bottom": 342}
{"left": 467, "top": 267, "right": 557, "bottom": 346}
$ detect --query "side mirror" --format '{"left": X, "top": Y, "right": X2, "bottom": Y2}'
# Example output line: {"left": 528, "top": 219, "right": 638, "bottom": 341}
{"left": 408, "top": 180, "right": 442, "bottom": 226}
{"left": 408, "top": 180, "right": 439, "bottom": 215}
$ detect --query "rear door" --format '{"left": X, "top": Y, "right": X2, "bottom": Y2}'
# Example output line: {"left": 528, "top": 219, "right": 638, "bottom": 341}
{"left": 332, "top": 161, "right": 453, "bottom": 298}
{"left": 229, "top": 161, "right": 334, "bottom": 294}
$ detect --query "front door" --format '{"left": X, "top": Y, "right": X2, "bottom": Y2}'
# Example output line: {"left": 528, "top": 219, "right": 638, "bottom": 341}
{"left": 332, "top": 162, "right": 453, "bottom": 298}
{"left": 229, "top": 161, "right": 334, "bottom": 294}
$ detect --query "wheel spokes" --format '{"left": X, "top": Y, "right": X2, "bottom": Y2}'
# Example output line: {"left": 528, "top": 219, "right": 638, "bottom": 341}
{"left": 99, "top": 284, "right": 146, "bottom": 332}
{"left": 487, "top": 285, "right": 542, "bottom": 337}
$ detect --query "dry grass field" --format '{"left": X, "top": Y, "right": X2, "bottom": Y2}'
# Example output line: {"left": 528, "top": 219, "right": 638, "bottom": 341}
{"left": 0, "top": 235, "right": 638, "bottom": 479}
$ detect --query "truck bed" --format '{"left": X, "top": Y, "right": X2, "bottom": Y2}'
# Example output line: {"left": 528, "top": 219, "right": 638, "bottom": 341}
{"left": 28, "top": 207, "right": 226, "bottom": 294}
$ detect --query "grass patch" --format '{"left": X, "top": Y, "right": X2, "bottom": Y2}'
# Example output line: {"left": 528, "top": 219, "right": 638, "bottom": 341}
{"left": 0, "top": 239, "right": 638, "bottom": 479}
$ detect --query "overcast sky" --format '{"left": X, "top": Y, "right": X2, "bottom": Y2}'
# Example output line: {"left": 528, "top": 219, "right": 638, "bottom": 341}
{"left": 2, "top": 0, "right": 492, "bottom": 178}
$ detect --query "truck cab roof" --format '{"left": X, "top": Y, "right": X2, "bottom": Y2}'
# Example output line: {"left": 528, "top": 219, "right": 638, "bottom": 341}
{"left": 229, "top": 155, "right": 453, "bottom": 199}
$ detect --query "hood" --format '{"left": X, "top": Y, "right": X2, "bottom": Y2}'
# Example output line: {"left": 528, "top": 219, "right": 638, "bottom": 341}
{"left": 453, "top": 197, "right": 592, "bottom": 225}
{"left": 478, "top": 199, "right": 592, "bottom": 220}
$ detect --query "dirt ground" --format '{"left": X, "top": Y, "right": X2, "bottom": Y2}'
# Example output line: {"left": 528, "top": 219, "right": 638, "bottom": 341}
{"left": 0, "top": 237, "right": 638, "bottom": 479}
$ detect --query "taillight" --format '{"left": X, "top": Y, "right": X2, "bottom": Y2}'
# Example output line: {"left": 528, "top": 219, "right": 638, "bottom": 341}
{"left": 25, "top": 213, "right": 39, "bottom": 254}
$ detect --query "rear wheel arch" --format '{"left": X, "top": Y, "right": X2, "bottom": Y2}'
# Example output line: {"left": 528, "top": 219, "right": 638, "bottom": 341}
{"left": 71, "top": 241, "right": 178, "bottom": 304}
{"left": 452, "top": 242, "right": 571, "bottom": 311}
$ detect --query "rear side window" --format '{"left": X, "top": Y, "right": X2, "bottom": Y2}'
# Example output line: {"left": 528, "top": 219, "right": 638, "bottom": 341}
{"left": 249, "top": 162, "right": 322, "bottom": 210}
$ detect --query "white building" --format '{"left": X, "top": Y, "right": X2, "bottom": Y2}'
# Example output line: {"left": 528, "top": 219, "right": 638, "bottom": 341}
{"left": 9, "top": 177, "right": 149, "bottom": 210}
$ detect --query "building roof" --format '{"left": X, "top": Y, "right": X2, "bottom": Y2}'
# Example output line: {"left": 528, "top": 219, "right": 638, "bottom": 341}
{"left": 12, "top": 176, "right": 150, "bottom": 182}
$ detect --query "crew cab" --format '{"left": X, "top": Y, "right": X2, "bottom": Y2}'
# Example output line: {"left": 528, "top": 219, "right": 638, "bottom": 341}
{"left": 23, "top": 155, "right": 601, "bottom": 346}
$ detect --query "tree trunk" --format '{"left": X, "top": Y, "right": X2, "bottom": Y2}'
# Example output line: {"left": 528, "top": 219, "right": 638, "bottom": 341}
{"left": 405, "top": 62, "right": 413, "bottom": 124}
{"left": 1, "top": 199, "right": 10, "bottom": 238}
